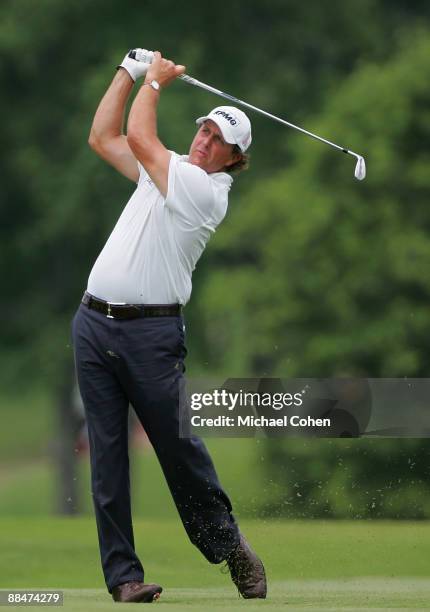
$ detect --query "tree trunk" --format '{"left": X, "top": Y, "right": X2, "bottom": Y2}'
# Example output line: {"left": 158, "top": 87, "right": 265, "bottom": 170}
{"left": 54, "top": 359, "right": 83, "bottom": 515}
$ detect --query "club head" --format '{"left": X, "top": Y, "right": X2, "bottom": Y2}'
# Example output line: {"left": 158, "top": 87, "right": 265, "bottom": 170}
{"left": 354, "top": 155, "right": 366, "bottom": 181}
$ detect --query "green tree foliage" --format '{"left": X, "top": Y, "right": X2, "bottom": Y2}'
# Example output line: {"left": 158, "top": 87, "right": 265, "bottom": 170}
{"left": 2, "top": 0, "right": 430, "bottom": 384}
{"left": 262, "top": 438, "right": 430, "bottom": 519}
{"left": 204, "top": 29, "right": 430, "bottom": 519}
{"left": 198, "top": 28, "right": 430, "bottom": 378}
{"left": 2, "top": 1, "right": 430, "bottom": 517}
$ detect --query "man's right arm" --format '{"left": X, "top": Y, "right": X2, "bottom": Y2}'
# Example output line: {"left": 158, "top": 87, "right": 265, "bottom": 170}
{"left": 88, "top": 69, "right": 139, "bottom": 183}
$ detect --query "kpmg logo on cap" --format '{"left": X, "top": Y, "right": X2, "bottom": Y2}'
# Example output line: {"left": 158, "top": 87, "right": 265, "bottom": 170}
{"left": 214, "top": 110, "right": 240, "bottom": 126}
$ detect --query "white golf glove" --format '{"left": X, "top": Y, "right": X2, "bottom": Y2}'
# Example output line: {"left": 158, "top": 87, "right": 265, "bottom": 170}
{"left": 117, "top": 48, "right": 154, "bottom": 82}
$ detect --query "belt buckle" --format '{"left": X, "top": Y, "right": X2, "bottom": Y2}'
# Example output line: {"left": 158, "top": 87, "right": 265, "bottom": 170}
{"left": 106, "top": 303, "right": 114, "bottom": 319}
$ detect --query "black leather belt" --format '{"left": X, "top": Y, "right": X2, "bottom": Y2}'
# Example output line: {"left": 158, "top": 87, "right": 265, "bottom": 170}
{"left": 82, "top": 291, "right": 181, "bottom": 319}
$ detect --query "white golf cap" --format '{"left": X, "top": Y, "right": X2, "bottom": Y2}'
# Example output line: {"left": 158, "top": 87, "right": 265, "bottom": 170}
{"left": 196, "top": 105, "right": 252, "bottom": 152}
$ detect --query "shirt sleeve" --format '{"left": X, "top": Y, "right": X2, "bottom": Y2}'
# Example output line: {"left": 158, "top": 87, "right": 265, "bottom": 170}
{"left": 136, "top": 160, "right": 147, "bottom": 185}
{"left": 164, "top": 154, "right": 218, "bottom": 227}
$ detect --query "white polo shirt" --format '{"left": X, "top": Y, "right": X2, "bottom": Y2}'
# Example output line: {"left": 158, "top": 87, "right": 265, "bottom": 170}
{"left": 86, "top": 152, "right": 233, "bottom": 305}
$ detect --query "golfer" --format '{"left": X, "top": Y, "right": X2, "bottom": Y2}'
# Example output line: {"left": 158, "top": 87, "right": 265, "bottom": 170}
{"left": 72, "top": 49, "right": 266, "bottom": 603}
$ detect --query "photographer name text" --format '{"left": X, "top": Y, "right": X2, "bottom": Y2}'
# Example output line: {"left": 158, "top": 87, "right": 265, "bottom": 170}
{"left": 190, "top": 414, "right": 331, "bottom": 428}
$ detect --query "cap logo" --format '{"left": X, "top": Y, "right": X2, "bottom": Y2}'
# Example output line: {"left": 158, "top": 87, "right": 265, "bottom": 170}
{"left": 213, "top": 110, "right": 240, "bottom": 126}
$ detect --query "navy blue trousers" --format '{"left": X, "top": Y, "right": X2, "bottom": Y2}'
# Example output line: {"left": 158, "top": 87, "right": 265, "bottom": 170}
{"left": 71, "top": 303, "right": 240, "bottom": 592}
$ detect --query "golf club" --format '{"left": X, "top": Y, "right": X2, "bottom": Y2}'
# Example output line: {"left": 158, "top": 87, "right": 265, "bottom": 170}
{"left": 130, "top": 49, "right": 366, "bottom": 181}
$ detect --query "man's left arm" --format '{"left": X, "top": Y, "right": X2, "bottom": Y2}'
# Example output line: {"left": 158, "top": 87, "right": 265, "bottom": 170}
{"left": 127, "top": 52, "right": 185, "bottom": 197}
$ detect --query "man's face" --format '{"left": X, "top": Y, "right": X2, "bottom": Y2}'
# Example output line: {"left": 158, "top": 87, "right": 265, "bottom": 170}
{"left": 188, "top": 120, "right": 241, "bottom": 174}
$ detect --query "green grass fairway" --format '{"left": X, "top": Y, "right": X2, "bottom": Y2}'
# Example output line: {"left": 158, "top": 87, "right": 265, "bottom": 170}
{"left": 1, "top": 518, "right": 429, "bottom": 610}
{"left": 3, "top": 580, "right": 430, "bottom": 611}
{"left": 52, "top": 579, "right": 430, "bottom": 611}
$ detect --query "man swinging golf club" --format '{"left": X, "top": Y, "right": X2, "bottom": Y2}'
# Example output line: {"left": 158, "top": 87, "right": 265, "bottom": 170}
{"left": 71, "top": 48, "right": 267, "bottom": 603}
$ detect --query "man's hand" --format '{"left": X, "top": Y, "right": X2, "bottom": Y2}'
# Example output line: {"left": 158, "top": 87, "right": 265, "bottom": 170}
{"left": 126, "top": 52, "right": 185, "bottom": 196}
{"left": 118, "top": 48, "right": 154, "bottom": 82}
{"left": 144, "top": 51, "right": 185, "bottom": 88}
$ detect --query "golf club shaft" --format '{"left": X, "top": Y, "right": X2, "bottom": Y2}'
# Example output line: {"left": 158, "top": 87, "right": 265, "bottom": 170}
{"left": 179, "top": 74, "right": 354, "bottom": 158}
{"left": 130, "top": 49, "right": 365, "bottom": 178}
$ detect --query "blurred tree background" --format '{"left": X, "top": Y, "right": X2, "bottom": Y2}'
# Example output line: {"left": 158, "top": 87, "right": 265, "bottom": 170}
{"left": 1, "top": 0, "right": 430, "bottom": 518}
